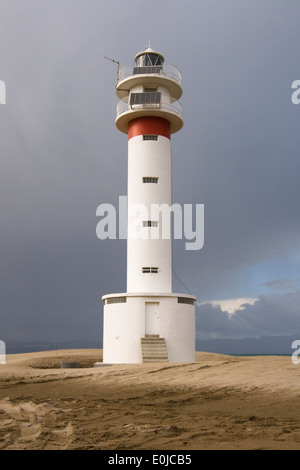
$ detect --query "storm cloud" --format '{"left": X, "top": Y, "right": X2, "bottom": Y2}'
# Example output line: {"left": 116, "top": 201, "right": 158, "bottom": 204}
{"left": 0, "top": 0, "right": 299, "bottom": 347}
{"left": 196, "top": 290, "right": 300, "bottom": 340}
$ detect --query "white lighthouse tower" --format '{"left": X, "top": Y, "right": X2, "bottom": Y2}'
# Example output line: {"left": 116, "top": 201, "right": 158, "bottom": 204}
{"left": 102, "top": 47, "right": 196, "bottom": 363}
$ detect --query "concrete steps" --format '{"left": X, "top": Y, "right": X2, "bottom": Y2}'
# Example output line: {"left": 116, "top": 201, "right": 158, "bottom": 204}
{"left": 141, "top": 335, "right": 168, "bottom": 363}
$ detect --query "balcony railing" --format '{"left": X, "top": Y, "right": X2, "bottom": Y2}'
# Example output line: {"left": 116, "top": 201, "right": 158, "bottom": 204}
{"left": 117, "top": 64, "right": 182, "bottom": 86}
{"left": 116, "top": 97, "right": 182, "bottom": 119}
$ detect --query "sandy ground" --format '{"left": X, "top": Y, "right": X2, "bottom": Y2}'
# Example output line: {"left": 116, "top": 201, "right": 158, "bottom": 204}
{"left": 0, "top": 349, "right": 299, "bottom": 450}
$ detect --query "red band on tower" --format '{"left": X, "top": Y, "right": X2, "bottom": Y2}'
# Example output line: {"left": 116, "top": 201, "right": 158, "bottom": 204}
{"left": 128, "top": 117, "right": 171, "bottom": 140}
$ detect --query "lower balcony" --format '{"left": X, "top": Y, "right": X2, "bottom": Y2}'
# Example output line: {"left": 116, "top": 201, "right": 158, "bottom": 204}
{"left": 116, "top": 98, "right": 183, "bottom": 134}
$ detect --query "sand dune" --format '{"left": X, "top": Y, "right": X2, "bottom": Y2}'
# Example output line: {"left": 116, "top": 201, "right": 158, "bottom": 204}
{"left": 0, "top": 349, "right": 299, "bottom": 450}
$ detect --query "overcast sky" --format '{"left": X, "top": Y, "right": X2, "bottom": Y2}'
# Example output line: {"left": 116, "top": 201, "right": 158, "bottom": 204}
{"left": 0, "top": 0, "right": 300, "bottom": 347}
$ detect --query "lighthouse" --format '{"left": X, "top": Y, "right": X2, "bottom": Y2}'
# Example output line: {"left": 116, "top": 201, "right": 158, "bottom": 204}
{"left": 102, "top": 47, "right": 196, "bottom": 363}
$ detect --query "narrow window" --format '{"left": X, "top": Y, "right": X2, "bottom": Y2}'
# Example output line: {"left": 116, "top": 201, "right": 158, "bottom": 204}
{"left": 142, "top": 267, "right": 159, "bottom": 274}
{"left": 178, "top": 297, "right": 195, "bottom": 305}
{"left": 106, "top": 296, "right": 127, "bottom": 304}
{"left": 143, "top": 221, "right": 158, "bottom": 227}
{"left": 143, "top": 135, "right": 158, "bottom": 141}
{"left": 143, "top": 177, "right": 159, "bottom": 183}
{"left": 144, "top": 87, "right": 157, "bottom": 93}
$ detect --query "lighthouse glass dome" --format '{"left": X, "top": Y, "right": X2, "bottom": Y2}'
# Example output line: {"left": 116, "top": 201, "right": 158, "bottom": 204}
{"left": 135, "top": 50, "right": 164, "bottom": 67}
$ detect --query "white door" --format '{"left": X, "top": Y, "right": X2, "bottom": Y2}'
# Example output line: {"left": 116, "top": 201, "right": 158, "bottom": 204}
{"left": 145, "top": 302, "right": 159, "bottom": 335}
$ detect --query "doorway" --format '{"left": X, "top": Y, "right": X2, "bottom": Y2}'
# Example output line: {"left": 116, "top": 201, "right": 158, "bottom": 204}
{"left": 145, "top": 302, "right": 160, "bottom": 335}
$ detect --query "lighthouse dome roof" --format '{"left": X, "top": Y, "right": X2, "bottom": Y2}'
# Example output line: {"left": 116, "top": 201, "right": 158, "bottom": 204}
{"left": 134, "top": 47, "right": 165, "bottom": 66}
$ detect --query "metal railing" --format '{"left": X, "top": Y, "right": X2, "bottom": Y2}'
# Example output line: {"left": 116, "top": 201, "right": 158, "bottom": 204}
{"left": 117, "top": 64, "right": 182, "bottom": 86}
{"left": 116, "top": 97, "right": 182, "bottom": 119}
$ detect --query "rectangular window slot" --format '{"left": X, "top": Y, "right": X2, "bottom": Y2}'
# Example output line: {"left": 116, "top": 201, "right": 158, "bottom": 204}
{"left": 178, "top": 297, "right": 195, "bottom": 305}
{"left": 143, "top": 177, "right": 159, "bottom": 183}
{"left": 106, "top": 296, "right": 127, "bottom": 304}
{"left": 142, "top": 267, "right": 159, "bottom": 274}
{"left": 144, "top": 87, "right": 157, "bottom": 93}
{"left": 143, "top": 221, "right": 158, "bottom": 227}
{"left": 143, "top": 135, "right": 158, "bottom": 141}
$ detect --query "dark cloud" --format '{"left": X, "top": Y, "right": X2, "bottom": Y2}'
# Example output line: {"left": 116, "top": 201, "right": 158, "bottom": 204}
{"left": 260, "top": 279, "right": 300, "bottom": 293}
{"left": 0, "top": 1, "right": 300, "bottom": 346}
{"left": 196, "top": 290, "right": 300, "bottom": 339}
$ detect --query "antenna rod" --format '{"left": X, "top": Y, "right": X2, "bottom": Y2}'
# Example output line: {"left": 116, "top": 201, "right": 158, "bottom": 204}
{"left": 104, "top": 56, "right": 120, "bottom": 66}
{"left": 104, "top": 56, "right": 120, "bottom": 83}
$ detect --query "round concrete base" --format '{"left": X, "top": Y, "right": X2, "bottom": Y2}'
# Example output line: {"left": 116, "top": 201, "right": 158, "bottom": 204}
{"left": 102, "top": 292, "right": 196, "bottom": 364}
